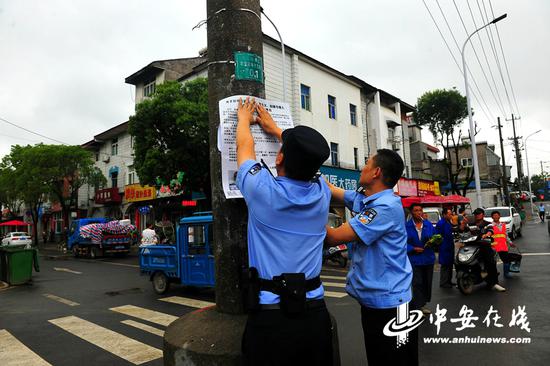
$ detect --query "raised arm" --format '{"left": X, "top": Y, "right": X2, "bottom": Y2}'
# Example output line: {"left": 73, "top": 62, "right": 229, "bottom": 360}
{"left": 236, "top": 97, "right": 257, "bottom": 167}
{"left": 325, "top": 179, "right": 345, "bottom": 204}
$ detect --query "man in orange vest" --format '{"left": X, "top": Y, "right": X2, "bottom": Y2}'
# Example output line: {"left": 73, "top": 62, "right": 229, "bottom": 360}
{"left": 490, "top": 211, "right": 514, "bottom": 279}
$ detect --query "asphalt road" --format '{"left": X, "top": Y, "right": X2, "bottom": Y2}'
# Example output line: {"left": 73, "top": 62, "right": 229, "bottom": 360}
{"left": 1, "top": 219, "right": 549, "bottom": 366}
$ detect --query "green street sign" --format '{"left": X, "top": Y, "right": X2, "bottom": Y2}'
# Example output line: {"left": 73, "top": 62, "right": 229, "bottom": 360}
{"left": 234, "top": 52, "right": 264, "bottom": 83}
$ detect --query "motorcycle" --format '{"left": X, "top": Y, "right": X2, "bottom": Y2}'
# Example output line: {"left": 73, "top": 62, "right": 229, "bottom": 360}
{"left": 323, "top": 244, "right": 348, "bottom": 268}
{"left": 455, "top": 231, "right": 495, "bottom": 295}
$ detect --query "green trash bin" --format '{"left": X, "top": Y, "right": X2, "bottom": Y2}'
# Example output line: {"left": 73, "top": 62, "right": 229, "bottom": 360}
{"left": 0, "top": 246, "right": 40, "bottom": 285}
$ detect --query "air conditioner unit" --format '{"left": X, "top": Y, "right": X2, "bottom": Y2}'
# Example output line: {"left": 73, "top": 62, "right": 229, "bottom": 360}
{"left": 102, "top": 156, "right": 110, "bottom": 163}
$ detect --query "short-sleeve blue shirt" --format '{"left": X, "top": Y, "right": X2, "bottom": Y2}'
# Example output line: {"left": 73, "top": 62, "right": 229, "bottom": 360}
{"left": 236, "top": 159, "right": 331, "bottom": 304}
{"left": 344, "top": 189, "right": 412, "bottom": 309}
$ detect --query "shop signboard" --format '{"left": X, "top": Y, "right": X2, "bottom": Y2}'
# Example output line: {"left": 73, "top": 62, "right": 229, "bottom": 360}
{"left": 95, "top": 188, "right": 122, "bottom": 204}
{"left": 319, "top": 166, "right": 359, "bottom": 191}
{"left": 124, "top": 184, "right": 157, "bottom": 202}
{"left": 397, "top": 178, "right": 418, "bottom": 196}
{"left": 417, "top": 179, "right": 441, "bottom": 196}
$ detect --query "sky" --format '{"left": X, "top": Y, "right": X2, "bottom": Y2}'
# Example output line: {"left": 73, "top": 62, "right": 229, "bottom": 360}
{"left": 1, "top": 0, "right": 549, "bottom": 179}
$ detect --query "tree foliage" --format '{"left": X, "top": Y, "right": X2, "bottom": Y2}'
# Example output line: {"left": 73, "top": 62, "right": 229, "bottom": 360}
{"left": 414, "top": 88, "right": 474, "bottom": 195}
{"left": 128, "top": 78, "right": 210, "bottom": 199}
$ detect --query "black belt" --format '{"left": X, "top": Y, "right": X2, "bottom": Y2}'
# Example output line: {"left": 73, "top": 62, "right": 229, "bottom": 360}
{"left": 259, "top": 275, "right": 321, "bottom": 295}
{"left": 259, "top": 298, "right": 326, "bottom": 311}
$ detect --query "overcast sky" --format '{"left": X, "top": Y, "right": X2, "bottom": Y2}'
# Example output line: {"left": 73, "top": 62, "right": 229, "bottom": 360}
{"left": 1, "top": 0, "right": 548, "bottom": 179}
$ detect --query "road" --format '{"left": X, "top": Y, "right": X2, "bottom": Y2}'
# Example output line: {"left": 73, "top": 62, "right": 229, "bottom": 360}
{"left": 1, "top": 219, "right": 549, "bottom": 365}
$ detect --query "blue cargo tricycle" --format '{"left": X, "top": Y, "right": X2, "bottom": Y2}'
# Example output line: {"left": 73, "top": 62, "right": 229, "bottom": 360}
{"left": 139, "top": 213, "right": 215, "bottom": 294}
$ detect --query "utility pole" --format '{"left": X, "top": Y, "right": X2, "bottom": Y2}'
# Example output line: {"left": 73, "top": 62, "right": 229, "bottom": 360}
{"left": 207, "top": 0, "right": 265, "bottom": 314}
{"left": 506, "top": 114, "right": 523, "bottom": 190}
{"left": 496, "top": 117, "right": 510, "bottom": 205}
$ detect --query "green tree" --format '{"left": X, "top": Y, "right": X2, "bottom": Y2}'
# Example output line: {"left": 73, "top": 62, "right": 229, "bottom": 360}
{"left": 0, "top": 166, "right": 22, "bottom": 217}
{"left": 414, "top": 88, "right": 472, "bottom": 195}
{"left": 128, "top": 78, "right": 210, "bottom": 200}
{"left": 530, "top": 173, "right": 549, "bottom": 195}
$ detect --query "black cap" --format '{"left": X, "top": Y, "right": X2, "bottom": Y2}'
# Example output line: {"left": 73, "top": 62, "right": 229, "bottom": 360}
{"left": 281, "top": 126, "right": 330, "bottom": 181}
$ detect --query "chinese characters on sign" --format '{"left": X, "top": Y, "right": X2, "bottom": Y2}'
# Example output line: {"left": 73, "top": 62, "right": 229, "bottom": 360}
{"left": 429, "top": 304, "right": 531, "bottom": 335}
{"left": 124, "top": 184, "right": 157, "bottom": 202}
{"left": 397, "top": 177, "right": 441, "bottom": 197}
{"left": 218, "top": 95, "right": 294, "bottom": 199}
{"left": 234, "top": 52, "right": 264, "bottom": 83}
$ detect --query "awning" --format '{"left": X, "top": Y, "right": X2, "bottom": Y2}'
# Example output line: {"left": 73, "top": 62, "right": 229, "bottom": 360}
{"left": 401, "top": 195, "right": 470, "bottom": 208}
{"left": 0, "top": 220, "right": 32, "bottom": 226}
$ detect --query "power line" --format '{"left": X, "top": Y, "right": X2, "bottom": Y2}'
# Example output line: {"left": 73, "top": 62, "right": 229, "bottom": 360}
{"left": 421, "top": 0, "right": 492, "bottom": 123}
{"left": 488, "top": 0, "right": 521, "bottom": 117}
{"left": 0, "top": 133, "right": 44, "bottom": 144}
{"left": 453, "top": 0, "right": 506, "bottom": 117}
{"left": 0, "top": 116, "right": 69, "bottom": 145}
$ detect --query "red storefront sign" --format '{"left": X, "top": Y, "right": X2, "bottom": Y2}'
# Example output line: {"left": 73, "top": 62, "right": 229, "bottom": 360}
{"left": 95, "top": 188, "right": 122, "bottom": 204}
{"left": 397, "top": 178, "right": 418, "bottom": 196}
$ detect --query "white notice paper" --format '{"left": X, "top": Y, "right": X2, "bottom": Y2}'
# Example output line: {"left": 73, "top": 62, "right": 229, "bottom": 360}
{"left": 219, "top": 95, "right": 294, "bottom": 199}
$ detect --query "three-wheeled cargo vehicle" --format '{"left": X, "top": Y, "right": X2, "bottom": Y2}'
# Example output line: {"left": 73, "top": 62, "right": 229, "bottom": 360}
{"left": 139, "top": 213, "right": 215, "bottom": 294}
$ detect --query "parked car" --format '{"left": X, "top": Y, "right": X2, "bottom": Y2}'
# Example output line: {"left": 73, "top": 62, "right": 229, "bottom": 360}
{"left": 1, "top": 232, "right": 32, "bottom": 246}
{"left": 483, "top": 206, "right": 522, "bottom": 239}
{"left": 422, "top": 207, "right": 441, "bottom": 227}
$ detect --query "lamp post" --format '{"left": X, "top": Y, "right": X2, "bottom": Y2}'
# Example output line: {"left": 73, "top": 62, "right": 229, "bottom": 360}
{"left": 461, "top": 13, "right": 507, "bottom": 208}
{"left": 525, "top": 129, "right": 542, "bottom": 216}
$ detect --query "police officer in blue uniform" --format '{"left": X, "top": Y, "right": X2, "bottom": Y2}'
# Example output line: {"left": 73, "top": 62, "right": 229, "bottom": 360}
{"left": 325, "top": 149, "right": 417, "bottom": 366}
{"left": 236, "top": 98, "right": 333, "bottom": 366}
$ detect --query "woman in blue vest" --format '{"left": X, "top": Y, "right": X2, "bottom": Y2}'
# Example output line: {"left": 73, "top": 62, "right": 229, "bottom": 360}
{"left": 406, "top": 203, "right": 436, "bottom": 314}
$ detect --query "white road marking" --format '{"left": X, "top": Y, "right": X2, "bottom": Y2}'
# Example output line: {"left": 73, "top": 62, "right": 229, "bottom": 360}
{"left": 522, "top": 252, "right": 550, "bottom": 256}
{"left": 0, "top": 329, "right": 52, "bottom": 366}
{"left": 121, "top": 320, "right": 164, "bottom": 337}
{"left": 53, "top": 267, "right": 82, "bottom": 274}
{"left": 99, "top": 261, "right": 140, "bottom": 268}
{"left": 48, "top": 316, "right": 161, "bottom": 365}
{"left": 159, "top": 296, "right": 215, "bottom": 309}
{"left": 43, "top": 293, "right": 80, "bottom": 307}
{"left": 324, "top": 291, "right": 348, "bottom": 298}
{"left": 323, "top": 281, "right": 346, "bottom": 288}
{"left": 321, "top": 275, "right": 346, "bottom": 281}
{"left": 109, "top": 305, "right": 178, "bottom": 327}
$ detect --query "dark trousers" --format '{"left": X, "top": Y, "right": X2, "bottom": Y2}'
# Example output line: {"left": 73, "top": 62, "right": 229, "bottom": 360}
{"left": 439, "top": 264, "right": 454, "bottom": 287}
{"left": 361, "top": 306, "right": 419, "bottom": 366}
{"left": 242, "top": 305, "right": 333, "bottom": 366}
{"left": 540, "top": 212, "right": 545, "bottom": 222}
{"left": 411, "top": 264, "right": 434, "bottom": 309}
{"left": 479, "top": 245, "right": 499, "bottom": 286}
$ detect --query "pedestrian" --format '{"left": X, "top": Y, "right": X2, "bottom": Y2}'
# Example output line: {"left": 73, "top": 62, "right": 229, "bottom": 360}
{"left": 457, "top": 207, "right": 466, "bottom": 226}
{"left": 140, "top": 224, "right": 158, "bottom": 246}
{"left": 460, "top": 208, "right": 506, "bottom": 292}
{"left": 236, "top": 97, "right": 333, "bottom": 366}
{"left": 406, "top": 203, "right": 435, "bottom": 315}
{"left": 436, "top": 208, "right": 455, "bottom": 288}
{"left": 490, "top": 211, "right": 514, "bottom": 279}
{"left": 325, "top": 149, "right": 417, "bottom": 366}
{"left": 538, "top": 203, "right": 545, "bottom": 223}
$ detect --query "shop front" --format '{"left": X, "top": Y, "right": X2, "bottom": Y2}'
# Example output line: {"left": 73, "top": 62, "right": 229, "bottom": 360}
{"left": 123, "top": 184, "right": 157, "bottom": 232}
{"left": 319, "top": 166, "right": 360, "bottom": 223}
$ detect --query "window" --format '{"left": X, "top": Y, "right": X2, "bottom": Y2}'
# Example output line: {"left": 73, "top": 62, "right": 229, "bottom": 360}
{"left": 130, "top": 135, "right": 134, "bottom": 149}
{"left": 354, "top": 148, "right": 359, "bottom": 170}
{"left": 143, "top": 81, "right": 156, "bottom": 97}
{"left": 328, "top": 95, "right": 336, "bottom": 119}
{"left": 330, "top": 142, "right": 339, "bottom": 166}
{"left": 388, "top": 127, "right": 399, "bottom": 151}
{"left": 128, "top": 170, "right": 136, "bottom": 185}
{"left": 111, "top": 137, "right": 118, "bottom": 156}
{"left": 300, "top": 84, "right": 311, "bottom": 111}
{"left": 111, "top": 172, "right": 118, "bottom": 188}
{"left": 350, "top": 104, "right": 357, "bottom": 126}
{"left": 188, "top": 225, "right": 206, "bottom": 255}
{"left": 95, "top": 153, "right": 99, "bottom": 162}
{"left": 461, "top": 158, "right": 473, "bottom": 167}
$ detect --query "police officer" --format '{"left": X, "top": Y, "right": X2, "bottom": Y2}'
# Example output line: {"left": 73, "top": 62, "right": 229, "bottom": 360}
{"left": 325, "top": 149, "right": 416, "bottom": 366}
{"left": 236, "top": 97, "right": 333, "bottom": 366}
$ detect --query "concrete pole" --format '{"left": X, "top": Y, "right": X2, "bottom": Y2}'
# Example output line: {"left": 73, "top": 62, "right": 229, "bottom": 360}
{"left": 525, "top": 130, "right": 541, "bottom": 216}
{"left": 496, "top": 117, "right": 510, "bottom": 205}
{"left": 207, "top": 0, "right": 265, "bottom": 314}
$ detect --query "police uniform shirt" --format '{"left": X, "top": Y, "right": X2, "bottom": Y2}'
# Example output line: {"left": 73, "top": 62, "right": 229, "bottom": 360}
{"left": 237, "top": 159, "right": 331, "bottom": 305}
{"left": 344, "top": 189, "right": 412, "bottom": 309}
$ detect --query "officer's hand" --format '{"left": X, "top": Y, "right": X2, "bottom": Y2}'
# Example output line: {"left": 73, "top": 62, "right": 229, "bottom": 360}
{"left": 413, "top": 247, "right": 424, "bottom": 253}
{"left": 255, "top": 103, "right": 282, "bottom": 140}
{"left": 237, "top": 97, "right": 256, "bottom": 125}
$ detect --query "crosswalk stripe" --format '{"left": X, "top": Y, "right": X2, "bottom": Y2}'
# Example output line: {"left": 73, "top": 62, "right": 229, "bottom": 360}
{"left": 48, "top": 316, "right": 162, "bottom": 365}
{"left": 43, "top": 293, "right": 80, "bottom": 307}
{"left": 159, "top": 296, "right": 215, "bottom": 308}
{"left": 324, "top": 291, "right": 348, "bottom": 298}
{"left": 321, "top": 275, "right": 346, "bottom": 281}
{"left": 109, "top": 305, "right": 178, "bottom": 327}
{"left": 0, "top": 329, "right": 52, "bottom": 366}
{"left": 323, "top": 281, "right": 346, "bottom": 288}
{"left": 121, "top": 320, "right": 164, "bottom": 337}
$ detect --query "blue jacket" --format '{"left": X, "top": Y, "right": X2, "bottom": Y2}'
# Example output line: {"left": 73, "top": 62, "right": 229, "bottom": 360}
{"left": 436, "top": 218, "right": 455, "bottom": 265}
{"left": 406, "top": 219, "right": 436, "bottom": 266}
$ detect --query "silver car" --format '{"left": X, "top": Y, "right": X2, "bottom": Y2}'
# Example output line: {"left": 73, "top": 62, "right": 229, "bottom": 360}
{"left": 1, "top": 232, "right": 33, "bottom": 246}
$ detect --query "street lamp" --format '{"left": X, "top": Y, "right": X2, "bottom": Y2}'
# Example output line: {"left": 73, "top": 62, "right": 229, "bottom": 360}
{"left": 525, "top": 129, "right": 542, "bottom": 216}
{"left": 461, "top": 13, "right": 507, "bottom": 208}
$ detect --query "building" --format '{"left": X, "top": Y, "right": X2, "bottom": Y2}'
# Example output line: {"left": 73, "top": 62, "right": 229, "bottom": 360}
{"left": 408, "top": 123, "right": 449, "bottom": 183}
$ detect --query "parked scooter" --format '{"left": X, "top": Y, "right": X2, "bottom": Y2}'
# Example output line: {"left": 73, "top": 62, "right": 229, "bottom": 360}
{"left": 323, "top": 244, "right": 348, "bottom": 268}
{"left": 455, "top": 231, "right": 495, "bottom": 295}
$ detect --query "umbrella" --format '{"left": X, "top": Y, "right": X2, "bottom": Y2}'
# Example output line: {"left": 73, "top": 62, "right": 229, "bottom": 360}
{"left": 0, "top": 220, "right": 32, "bottom": 226}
